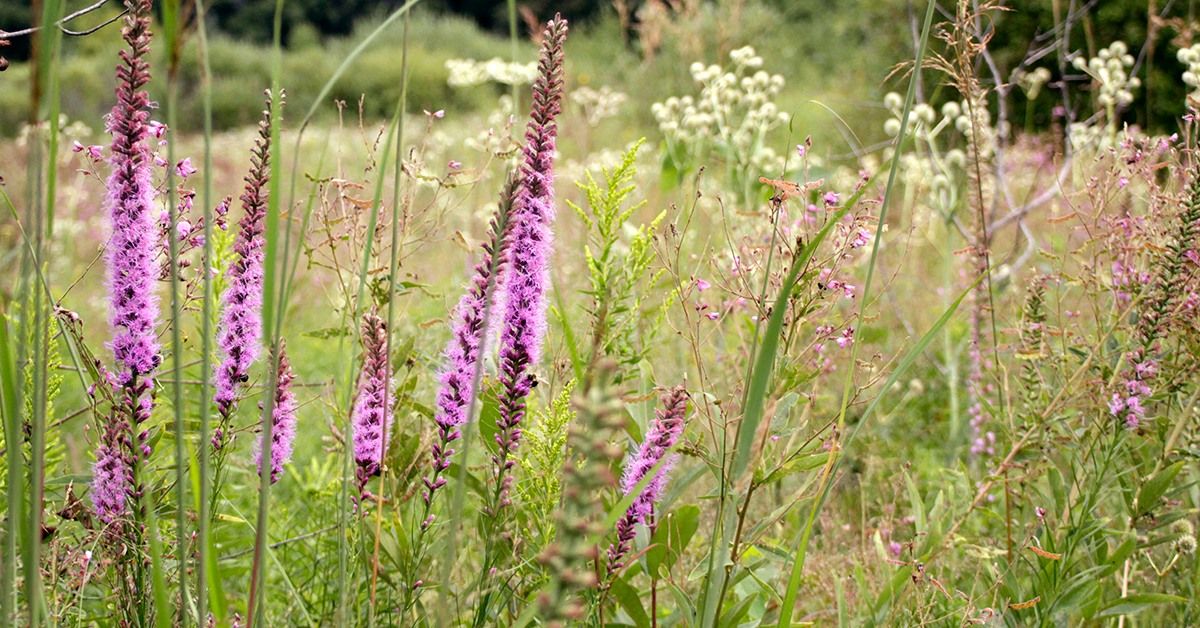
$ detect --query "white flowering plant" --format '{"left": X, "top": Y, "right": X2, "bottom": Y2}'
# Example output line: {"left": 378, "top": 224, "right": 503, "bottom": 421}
{"left": 651, "top": 46, "right": 791, "bottom": 204}
{"left": 1069, "top": 41, "right": 1140, "bottom": 151}
{"left": 445, "top": 57, "right": 538, "bottom": 88}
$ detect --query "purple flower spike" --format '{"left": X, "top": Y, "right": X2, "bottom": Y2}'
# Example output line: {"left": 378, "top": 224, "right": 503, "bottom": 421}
{"left": 492, "top": 13, "right": 569, "bottom": 512}
{"left": 254, "top": 341, "right": 298, "bottom": 484}
{"left": 104, "top": 0, "right": 159, "bottom": 388}
{"left": 423, "top": 176, "right": 518, "bottom": 516}
{"left": 92, "top": 0, "right": 159, "bottom": 524}
{"left": 352, "top": 314, "right": 394, "bottom": 498}
{"left": 607, "top": 386, "right": 689, "bottom": 577}
{"left": 213, "top": 93, "right": 277, "bottom": 448}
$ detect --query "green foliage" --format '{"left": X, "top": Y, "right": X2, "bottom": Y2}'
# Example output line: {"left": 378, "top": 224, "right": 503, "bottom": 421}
{"left": 516, "top": 381, "right": 575, "bottom": 567}
{"left": 567, "top": 139, "right": 666, "bottom": 379}
{"left": 0, "top": 290, "right": 65, "bottom": 500}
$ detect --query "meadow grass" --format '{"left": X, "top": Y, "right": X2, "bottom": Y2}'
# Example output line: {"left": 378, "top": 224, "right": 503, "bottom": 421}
{"left": 3, "top": 0, "right": 1200, "bottom": 626}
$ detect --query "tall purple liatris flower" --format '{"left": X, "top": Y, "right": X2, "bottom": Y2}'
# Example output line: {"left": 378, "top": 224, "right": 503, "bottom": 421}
{"left": 492, "top": 13, "right": 569, "bottom": 511}
{"left": 213, "top": 93, "right": 276, "bottom": 449}
{"left": 422, "top": 176, "right": 517, "bottom": 517}
{"left": 92, "top": 0, "right": 159, "bottom": 523}
{"left": 254, "top": 341, "right": 297, "bottom": 484}
{"left": 607, "top": 386, "right": 688, "bottom": 577}
{"left": 352, "top": 313, "right": 393, "bottom": 498}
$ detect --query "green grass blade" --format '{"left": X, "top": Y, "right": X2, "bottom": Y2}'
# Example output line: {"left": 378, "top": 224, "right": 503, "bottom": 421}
{"left": 369, "top": 8, "right": 411, "bottom": 625}
{"left": 0, "top": 311, "right": 23, "bottom": 624}
{"left": 776, "top": 3, "right": 936, "bottom": 625}
{"left": 145, "top": 497, "right": 172, "bottom": 627}
{"left": 701, "top": 187, "right": 868, "bottom": 626}
{"left": 193, "top": 0, "right": 219, "bottom": 623}
{"left": 507, "top": 0, "right": 519, "bottom": 105}
{"left": 161, "top": 0, "right": 190, "bottom": 621}
{"left": 25, "top": 1, "right": 64, "bottom": 621}
{"left": 247, "top": 0, "right": 287, "bottom": 624}
{"left": 729, "top": 200, "right": 855, "bottom": 481}
{"left": 780, "top": 279, "right": 974, "bottom": 626}
{"left": 292, "top": 0, "right": 421, "bottom": 136}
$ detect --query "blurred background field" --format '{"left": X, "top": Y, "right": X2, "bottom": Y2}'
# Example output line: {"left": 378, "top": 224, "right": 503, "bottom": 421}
{"left": 0, "top": 0, "right": 1184, "bottom": 137}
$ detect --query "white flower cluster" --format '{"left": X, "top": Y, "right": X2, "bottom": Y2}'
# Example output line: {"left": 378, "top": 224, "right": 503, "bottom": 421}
{"left": 1067, "top": 123, "right": 1108, "bottom": 153}
{"left": 570, "top": 85, "right": 628, "bottom": 126}
{"left": 878, "top": 93, "right": 1002, "bottom": 226}
{"left": 1013, "top": 67, "right": 1052, "bottom": 100}
{"left": 1071, "top": 41, "right": 1139, "bottom": 109}
{"left": 651, "top": 46, "right": 791, "bottom": 176}
{"left": 882, "top": 93, "right": 994, "bottom": 160}
{"left": 16, "top": 114, "right": 92, "bottom": 149}
{"left": 1177, "top": 44, "right": 1200, "bottom": 103}
{"left": 1067, "top": 42, "right": 1141, "bottom": 152}
{"left": 446, "top": 57, "right": 538, "bottom": 88}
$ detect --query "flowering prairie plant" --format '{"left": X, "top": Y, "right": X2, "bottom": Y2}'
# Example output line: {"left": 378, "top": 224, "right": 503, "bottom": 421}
{"left": 7, "top": 2, "right": 1200, "bottom": 627}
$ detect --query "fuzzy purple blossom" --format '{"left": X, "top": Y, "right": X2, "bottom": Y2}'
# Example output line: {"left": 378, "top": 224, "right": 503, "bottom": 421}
{"left": 352, "top": 313, "right": 394, "bottom": 498}
{"left": 607, "top": 386, "right": 688, "bottom": 577}
{"left": 104, "top": 0, "right": 159, "bottom": 388}
{"left": 91, "top": 437, "right": 130, "bottom": 524}
{"left": 254, "top": 341, "right": 298, "bottom": 484}
{"left": 491, "top": 14, "right": 569, "bottom": 512}
{"left": 212, "top": 95, "right": 275, "bottom": 448}
{"left": 92, "top": 0, "right": 159, "bottom": 524}
{"left": 422, "top": 177, "right": 517, "bottom": 516}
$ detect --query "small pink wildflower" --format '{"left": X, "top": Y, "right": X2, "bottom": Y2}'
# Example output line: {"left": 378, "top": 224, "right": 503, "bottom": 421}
{"left": 175, "top": 158, "right": 197, "bottom": 179}
{"left": 850, "top": 229, "right": 870, "bottom": 249}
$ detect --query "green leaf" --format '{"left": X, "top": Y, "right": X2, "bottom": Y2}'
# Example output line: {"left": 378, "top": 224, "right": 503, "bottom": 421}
{"left": 1096, "top": 593, "right": 1186, "bottom": 618}
{"left": 1136, "top": 461, "right": 1184, "bottom": 517}
{"left": 905, "top": 472, "right": 927, "bottom": 536}
{"left": 720, "top": 593, "right": 757, "bottom": 627}
{"left": 609, "top": 576, "right": 650, "bottom": 628}
{"left": 758, "top": 452, "right": 829, "bottom": 485}
{"left": 1056, "top": 576, "right": 1099, "bottom": 613}
{"left": 1099, "top": 536, "right": 1137, "bottom": 577}
{"left": 659, "top": 143, "right": 683, "bottom": 189}
{"left": 476, "top": 382, "right": 501, "bottom": 455}
{"left": 731, "top": 197, "right": 857, "bottom": 482}
{"left": 646, "top": 505, "right": 700, "bottom": 578}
